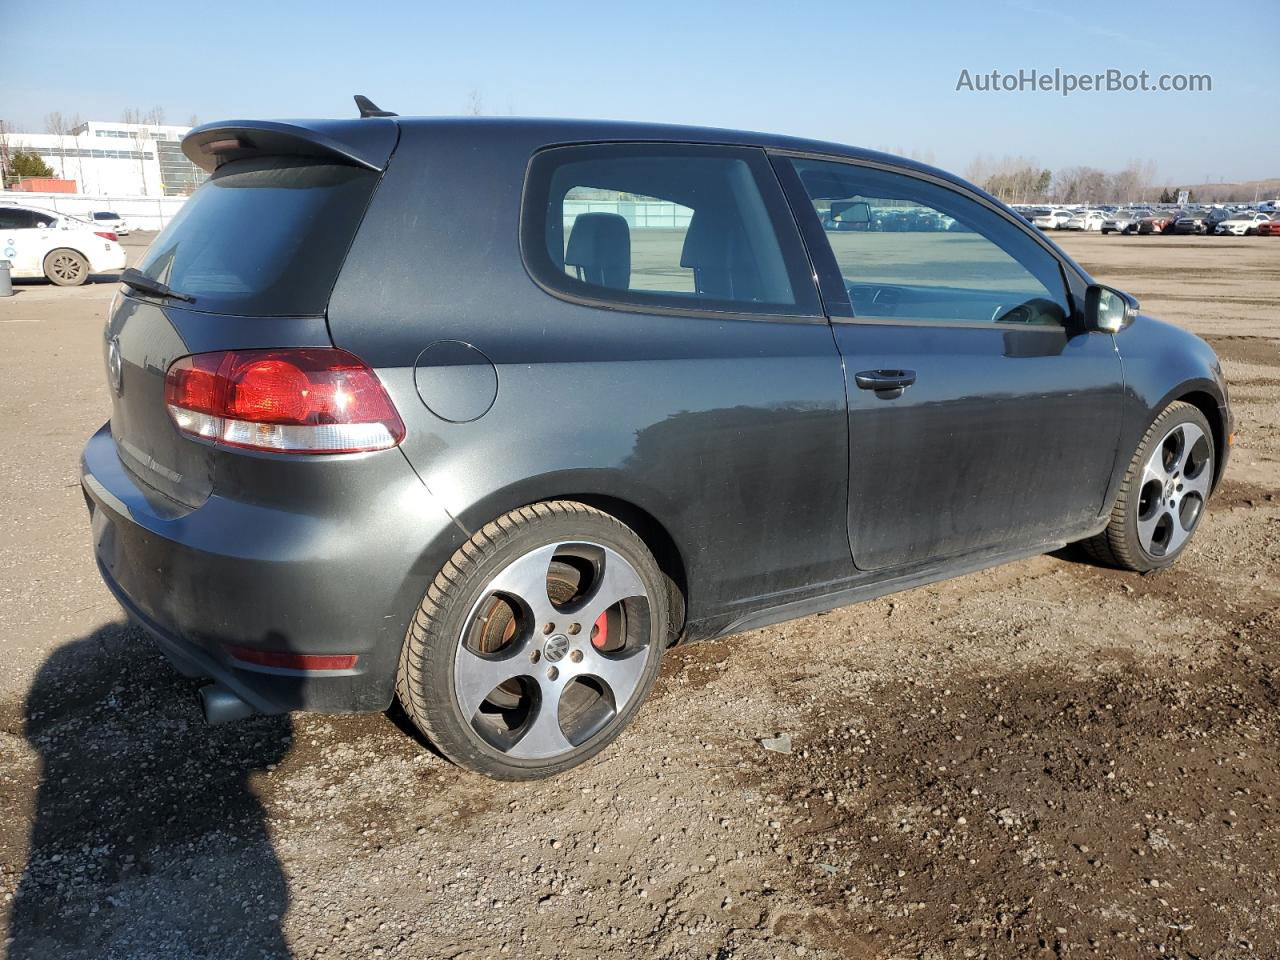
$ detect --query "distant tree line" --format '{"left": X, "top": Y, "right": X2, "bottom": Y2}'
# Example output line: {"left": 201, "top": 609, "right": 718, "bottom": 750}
{"left": 965, "top": 155, "right": 1167, "bottom": 204}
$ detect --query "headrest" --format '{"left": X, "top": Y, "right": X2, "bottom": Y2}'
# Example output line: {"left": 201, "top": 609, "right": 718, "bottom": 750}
{"left": 565, "top": 213, "right": 631, "bottom": 289}
{"left": 680, "top": 211, "right": 723, "bottom": 269}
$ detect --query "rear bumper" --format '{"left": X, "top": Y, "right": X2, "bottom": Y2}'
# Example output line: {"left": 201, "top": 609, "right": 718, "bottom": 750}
{"left": 91, "top": 245, "right": 128, "bottom": 274}
{"left": 81, "top": 422, "right": 462, "bottom": 714}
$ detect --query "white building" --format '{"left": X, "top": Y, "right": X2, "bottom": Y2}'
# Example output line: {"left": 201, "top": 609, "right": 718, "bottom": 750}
{"left": 5, "top": 120, "right": 207, "bottom": 197}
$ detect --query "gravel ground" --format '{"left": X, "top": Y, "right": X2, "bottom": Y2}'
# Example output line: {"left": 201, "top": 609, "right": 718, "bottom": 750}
{"left": 1, "top": 232, "right": 1277, "bottom": 960}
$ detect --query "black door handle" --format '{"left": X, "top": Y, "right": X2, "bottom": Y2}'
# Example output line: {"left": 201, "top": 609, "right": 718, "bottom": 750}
{"left": 854, "top": 369, "right": 916, "bottom": 393}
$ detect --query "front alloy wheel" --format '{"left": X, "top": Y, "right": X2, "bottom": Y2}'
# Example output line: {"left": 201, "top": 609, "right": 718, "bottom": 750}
{"left": 1134, "top": 420, "right": 1212, "bottom": 559}
{"left": 1082, "top": 401, "right": 1216, "bottom": 572}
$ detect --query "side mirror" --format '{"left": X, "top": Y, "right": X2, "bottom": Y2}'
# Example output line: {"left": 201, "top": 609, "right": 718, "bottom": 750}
{"left": 1084, "top": 284, "right": 1138, "bottom": 333}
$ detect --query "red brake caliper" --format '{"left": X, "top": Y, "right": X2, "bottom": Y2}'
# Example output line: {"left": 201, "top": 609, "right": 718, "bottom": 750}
{"left": 591, "top": 610, "right": 609, "bottom": 650}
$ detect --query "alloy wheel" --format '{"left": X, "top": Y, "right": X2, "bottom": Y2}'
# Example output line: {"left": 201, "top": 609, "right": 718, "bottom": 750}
{"left": 453, "top": 541, "right": 651, "bottom": 760}
{"left": 49, "top": 252, "right": 86, "bottom": 284}
{"left": 1135, "top": 421, "right": 1213, "bottom": 558}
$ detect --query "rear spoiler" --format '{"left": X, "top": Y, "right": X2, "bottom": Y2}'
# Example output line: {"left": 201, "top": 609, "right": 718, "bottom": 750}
{"left": 182, "top": 118, "right": 399, "bottom": 174}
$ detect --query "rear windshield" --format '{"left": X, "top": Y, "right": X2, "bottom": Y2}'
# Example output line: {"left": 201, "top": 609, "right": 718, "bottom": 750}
{"left": 94, "top": 212, "right": 117, "bottom": 220}
{"left": 134, "top": 156, "right": 379, "bottom": 316}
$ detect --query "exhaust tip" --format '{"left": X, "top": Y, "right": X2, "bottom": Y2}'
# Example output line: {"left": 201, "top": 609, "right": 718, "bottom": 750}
{"left": 199, "top": 683, "right": 257, "bottom": 725}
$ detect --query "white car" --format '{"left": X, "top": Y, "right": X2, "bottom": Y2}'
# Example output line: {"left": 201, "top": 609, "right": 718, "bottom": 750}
{"left": 90, "top": 210, "right": 131, "bottom": 236}
{"left": 1214, "top": 211, "right": 1273, "bottom": 236}
{"left": 0, "top": 205, "right": 127, "bottom": 286}
{"left": 1032, "top": 208, "right": 1074, "bottom": 230}
{"left": 1064, "top": 210, "right": 1107, "bottom": 231}
{"left": 1101, "top": 210, "right": 1149, "bottom": 234}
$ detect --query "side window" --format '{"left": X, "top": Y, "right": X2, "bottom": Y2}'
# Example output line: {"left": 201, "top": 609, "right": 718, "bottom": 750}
{"left": 789, "top": 158, "right": 1070, "bottom": 326}
{"left": 523, "top": 144, "right": 820, "bottom": 317}
{"left": 0, "top": 209, "right": 37, "bottom": 230}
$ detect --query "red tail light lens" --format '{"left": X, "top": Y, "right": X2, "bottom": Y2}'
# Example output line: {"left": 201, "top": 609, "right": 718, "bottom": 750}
{"left": 95, "top": 231, "right": 118, "bottom": 241}
{"left": 225, "top": 645, "right": 359, "bottom": 671}
{"left": 165, "top": 348, "right": 405, "bottom": 454}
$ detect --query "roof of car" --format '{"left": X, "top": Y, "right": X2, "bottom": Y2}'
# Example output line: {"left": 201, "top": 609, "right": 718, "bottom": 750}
{"left": 2, "top": 203, "right": 58, "bottom": 215}
{"left": 187, "top": 115, "right": 979, "bottom": 197}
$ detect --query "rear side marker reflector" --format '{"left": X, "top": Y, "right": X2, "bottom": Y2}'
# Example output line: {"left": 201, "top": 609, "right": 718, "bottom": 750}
{"left": 165, "top": 348, "right": 405, "bottom": 454}
{"left": 226, "top": 645, "right": 359, "bottom": 671}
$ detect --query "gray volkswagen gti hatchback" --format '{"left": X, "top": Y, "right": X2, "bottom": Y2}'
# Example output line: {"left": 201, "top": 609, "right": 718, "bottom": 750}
{"left": 83, "top": 101, "right": 1232, "bottom": 780}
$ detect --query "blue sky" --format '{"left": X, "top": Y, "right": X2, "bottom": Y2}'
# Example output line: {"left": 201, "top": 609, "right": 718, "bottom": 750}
{"left": 5, "top": 0, "right": 1277, "bottom": 184}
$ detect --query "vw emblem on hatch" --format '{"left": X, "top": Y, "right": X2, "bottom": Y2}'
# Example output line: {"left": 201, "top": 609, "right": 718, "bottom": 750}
{"left": 107, "top": 337, "right": 123, "bottom": 395}
{"left": 543, "top": 634, "right": 570, "bottom": 664}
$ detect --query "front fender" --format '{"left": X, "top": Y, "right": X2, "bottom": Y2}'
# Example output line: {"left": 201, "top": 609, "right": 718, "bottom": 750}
{"left": 1108, "top": 314, "right": 1232, "bottom": 508}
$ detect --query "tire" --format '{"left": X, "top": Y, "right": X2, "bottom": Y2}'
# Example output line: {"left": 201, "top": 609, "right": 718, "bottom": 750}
{"left": 43, "top": 248, "right": 89, "bottom": 286}
{"left": 1082, "top": 401, "right": 1215, "bottom": 572}
{"left": 396, "top": 501, "right": 670, "bottom": 780}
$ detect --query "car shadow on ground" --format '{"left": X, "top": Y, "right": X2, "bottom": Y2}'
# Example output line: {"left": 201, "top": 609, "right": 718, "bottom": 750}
{"left": 4, "top": 624, "right": 295, "bottom": 960}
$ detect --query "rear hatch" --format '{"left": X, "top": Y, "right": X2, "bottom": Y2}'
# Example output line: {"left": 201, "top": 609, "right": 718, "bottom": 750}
{"left": 104, "top": 119, "right": 397, "bottom": 507}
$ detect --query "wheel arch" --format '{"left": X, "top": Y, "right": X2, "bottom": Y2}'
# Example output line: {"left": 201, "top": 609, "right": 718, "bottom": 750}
{"left": 43, "top": 244, "right": 92, "bottom": 261}
{"left": 447, "top": 474, "right": 691, "bottom": 640}
{"left": 1171, "top": 387, "right": 1228, "bottom": 490}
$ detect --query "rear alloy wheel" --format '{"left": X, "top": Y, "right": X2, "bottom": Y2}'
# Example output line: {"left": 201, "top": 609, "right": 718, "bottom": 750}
{"left": 1082, "top": 401, "right": 1215, "bottom": 572}
{"left": 43, "top": 248, "right": 89, "bottom": 286}
{"left": 396, "top": 501, "right": 669, "bottom": 780}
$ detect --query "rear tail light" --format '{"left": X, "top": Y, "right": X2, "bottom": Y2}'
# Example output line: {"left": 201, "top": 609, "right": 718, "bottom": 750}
{"left": 164, "top": 348, "right": 405, "bottom": 454}
{"left": 95, "top": 231, "right": 118, "bottom": 241}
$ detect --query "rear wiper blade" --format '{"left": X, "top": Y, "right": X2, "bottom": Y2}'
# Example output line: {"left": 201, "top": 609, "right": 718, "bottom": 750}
{"left": 120, "top": 267, "right": 195, "bottom": 304}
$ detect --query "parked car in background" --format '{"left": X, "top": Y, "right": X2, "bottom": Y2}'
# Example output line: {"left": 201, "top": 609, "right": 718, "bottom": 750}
{"left": 1214, "top": 211, "right": 1273, "bottom": 235}
{"left": 1171, "top": 211, "right": 1215, "bottom": 235}
{"left": 1137, "top": 212, "right": 1177, "bottom": 235}
{"left": 1256, "top": 215, "right": 1280, "bottom": 236}
{"left": 0, "top": 204, "right": 126, "bottom": 285}
{"left": 1101, "top": 210, "right": 1148, "bottom": 234}
{"left": 81, "top": 110, "right": 1233, "bottom": 779}
{"left": 91, "top": 211, "right": 131, "bottom": 236}
{"left": 1032, "top": 208, "right": 1074, "bottom": 229}
{"left": 1065, "top": 210, "right": 1107, "bottom": 231}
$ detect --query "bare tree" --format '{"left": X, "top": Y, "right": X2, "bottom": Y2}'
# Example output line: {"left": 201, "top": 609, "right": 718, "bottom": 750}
{"left": 966, "top": 155, "right": 1052, "bottom": 204}
{"left": 0, "top": 120, "right": 13, "bottom": 188}
{"left": 1052, "top": 166, "right": 1109, "bottom": 204}
{"left": 466, "top": 88, "right": 484, "bottom": 116}
{"left": 64, "top": 113, "right": 86, "bottom": 191}
{"left": 122, "top": 107, "right": 151, "bottom": 195}
{"left": 43, "top": 112, "right": 70, "bottom": 185}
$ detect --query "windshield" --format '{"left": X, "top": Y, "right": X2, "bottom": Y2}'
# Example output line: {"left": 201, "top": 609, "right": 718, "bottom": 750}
{"left": 135, "top": 155, "right": 380, "bottom": 316}
{"left": 94, "top": 212, "right": 117, "bottom": 220}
